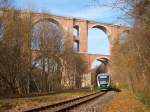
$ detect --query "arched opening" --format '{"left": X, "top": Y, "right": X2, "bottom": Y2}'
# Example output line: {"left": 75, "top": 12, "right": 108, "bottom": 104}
{"left": 91, "top": 57, "right": 109, "bottom": 70}
{"left": 91, "top": 60, "right": 102, "bottom": 69}
{"left": 88, "top": 26, "right": 110, "bottom": 55}
{"left": 31, "top": 20, "right": 64, "bottom": 89}
{"left": 31, "top": 20, "right": 63, "bottom": 50}
{"left": 74, "top": 40, "right": 79, "bottom": 52}
{"left": 73, "top": 25, "right": 79, "bottom": 37}
{"left": 97, "top": 57, "right": 109, "bottom": 64}
{"left": 73, "top": 25, "right": 79, "bottom": 52}
{"left": 91, "top": 58, "right": 108, "bottom": 87}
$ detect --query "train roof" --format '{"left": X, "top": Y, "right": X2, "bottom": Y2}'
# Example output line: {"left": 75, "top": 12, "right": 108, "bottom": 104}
{"left": 97, "top": 73, "right": 110, "bottom": 76}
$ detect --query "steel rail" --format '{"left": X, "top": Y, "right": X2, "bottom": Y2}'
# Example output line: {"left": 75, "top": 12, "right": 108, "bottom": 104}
{"left": 23, "top": 91, "right": 106, "bottom": 112}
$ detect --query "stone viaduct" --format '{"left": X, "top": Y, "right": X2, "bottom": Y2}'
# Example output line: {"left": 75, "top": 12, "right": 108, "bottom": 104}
{"left": 0, "top": 9, "right": 127, "bottom": 70}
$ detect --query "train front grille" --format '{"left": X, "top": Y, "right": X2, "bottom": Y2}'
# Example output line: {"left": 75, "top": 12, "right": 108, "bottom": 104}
{"left": 100, "top": 84, "right": 108, "bottom": 87}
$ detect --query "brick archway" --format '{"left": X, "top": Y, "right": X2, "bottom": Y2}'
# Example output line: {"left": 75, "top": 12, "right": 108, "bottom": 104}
{"left": 0, "top": 9, "right": 128, "bottom": 71}
{"left": 89, "top": 24, "right": 110, "bottom": 36}
{"left": 88, "top": 25, "right": 110, "bottom": 56}
{"left": 79, "top": 52, "right": 109, "bottom": 71}
{"left": 32, "top": 18, "right": 64, "bottom": 36}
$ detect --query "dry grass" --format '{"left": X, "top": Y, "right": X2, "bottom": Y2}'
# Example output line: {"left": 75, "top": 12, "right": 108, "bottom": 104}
{"left": 103, "top": 90, "right": 150, "bottom": 112}
{"left": 0, "top": 90, "right": 91, "bottom": 112}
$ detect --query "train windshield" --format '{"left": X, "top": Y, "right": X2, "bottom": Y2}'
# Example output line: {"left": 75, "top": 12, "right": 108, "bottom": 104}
{"left": 98, "top": 75, "right": 109, "bottom": 82}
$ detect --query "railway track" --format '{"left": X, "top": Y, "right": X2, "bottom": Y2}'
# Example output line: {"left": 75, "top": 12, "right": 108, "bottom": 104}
{"left": 23, "top": 91, "right": 107, "bottom": 112}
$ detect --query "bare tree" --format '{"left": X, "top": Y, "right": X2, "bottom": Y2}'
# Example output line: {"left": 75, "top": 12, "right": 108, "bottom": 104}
{"left": 61, "top": 40, "right": 86, "bottom": 89}
{"left": 0, "top": 10, "right": 32, "bottom": 96}
{"left": 31, "top": 19, "right": 64, "bottom": 92}
{"left": 109, "top": 0, "right": 150, "bottom": 95}
{"left": 0, "top": 0, "right": 13, "bottom": 8}
{"left": 0, "top": 9, "right": 87, "bottom": 97}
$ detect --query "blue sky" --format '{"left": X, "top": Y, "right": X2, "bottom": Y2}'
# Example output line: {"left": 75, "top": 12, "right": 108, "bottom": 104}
{"left": 14, "top": 0, "right": 126, "bottom": 24}
{"left": 13, "top": 0, "right": 126, "bottom": 66}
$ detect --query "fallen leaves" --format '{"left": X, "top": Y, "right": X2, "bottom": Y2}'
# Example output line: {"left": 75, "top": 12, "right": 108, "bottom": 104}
{"left": 103, "top": 90, "right": 149, "bottom": 112}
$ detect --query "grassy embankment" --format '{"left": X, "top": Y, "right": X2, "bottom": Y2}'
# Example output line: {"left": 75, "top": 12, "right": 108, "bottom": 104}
{"left": 0, "top": 89, "right": 92, "bottom": 112}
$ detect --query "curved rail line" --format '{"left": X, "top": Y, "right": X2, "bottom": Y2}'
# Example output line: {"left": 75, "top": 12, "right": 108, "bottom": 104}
{"left": 23, "top": 91, "right": 107, "bottom": 112}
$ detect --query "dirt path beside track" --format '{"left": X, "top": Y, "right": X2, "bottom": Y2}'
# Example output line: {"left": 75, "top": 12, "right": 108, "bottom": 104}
{"left": 103, "top": 90, "right": 149, "bottom": 112}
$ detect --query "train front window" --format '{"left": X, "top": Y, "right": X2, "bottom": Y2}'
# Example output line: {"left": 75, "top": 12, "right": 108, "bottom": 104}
{"left": 99, "top": 75, "right": 109, "bottom": 82}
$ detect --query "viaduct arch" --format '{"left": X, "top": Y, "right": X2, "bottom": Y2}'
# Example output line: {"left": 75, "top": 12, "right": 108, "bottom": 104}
{"left": 0, "top": 9, "right": 128, "bottom": 70}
